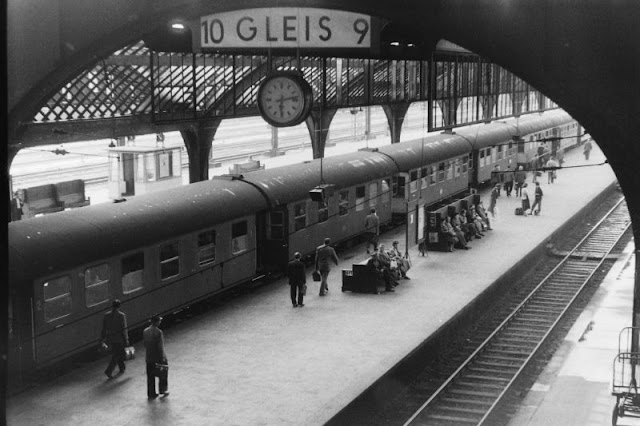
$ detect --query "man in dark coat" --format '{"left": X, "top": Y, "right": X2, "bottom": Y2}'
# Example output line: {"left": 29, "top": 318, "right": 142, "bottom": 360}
{"left": 364, "top": 208, "right": 380, "bottom": 254}
{"left": 101, "top": 299, "right": 129, "bottom": 379}
{"left": 143, "top": 314, "right": 168, "bottom": 399}
{"left": 287, "top": 252, "right": 306, "bottom": 307}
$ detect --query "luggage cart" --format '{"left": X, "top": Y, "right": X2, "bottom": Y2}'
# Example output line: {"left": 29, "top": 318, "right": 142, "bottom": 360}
{"left": 612, "top": 327, "right": 640, "bottom": 425}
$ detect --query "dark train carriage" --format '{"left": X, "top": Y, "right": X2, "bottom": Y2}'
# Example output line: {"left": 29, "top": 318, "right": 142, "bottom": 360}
{"left": 376, "top": 133, "right": 471, "bottom": 217}
{"left": 8, "top": 178, "right": 268, "bottom": 383}
{"left": 461, "top": 111, "right": 575, "bottom": 185}
{"left": 238, "top": 150, "right": 398, "bottom": 270}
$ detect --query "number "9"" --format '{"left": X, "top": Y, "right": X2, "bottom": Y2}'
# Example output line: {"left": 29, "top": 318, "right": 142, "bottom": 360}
{"left": 353, "top": 19, "right": 369, "bottom": 45}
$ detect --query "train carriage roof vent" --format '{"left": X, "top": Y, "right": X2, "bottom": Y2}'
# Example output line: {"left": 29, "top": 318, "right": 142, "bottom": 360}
{"left": 358, "top": 147, "right": 379, "bottom": 152}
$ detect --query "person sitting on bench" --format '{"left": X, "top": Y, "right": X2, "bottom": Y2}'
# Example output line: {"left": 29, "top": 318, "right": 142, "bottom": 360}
{"left": 388, "top": 240, "right": 411, "bottom": 280}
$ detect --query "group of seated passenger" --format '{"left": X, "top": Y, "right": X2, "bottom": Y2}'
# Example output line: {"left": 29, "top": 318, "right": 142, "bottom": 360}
{"left": 366, "top": 241, "right": 411, "bottom": 292}
{"left": 439, "top": 201, "right": 493, "bottom": 252}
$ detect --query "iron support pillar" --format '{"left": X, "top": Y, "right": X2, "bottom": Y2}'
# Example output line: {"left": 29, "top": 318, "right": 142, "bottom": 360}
{"left": 306, "top": 109, "right": 337, "bottom": 159}
{"left": 180, "top": 120, "right": 221, "bottom": 183}
{"left": 382, "top": 102, "right": 411, "bottom": 144}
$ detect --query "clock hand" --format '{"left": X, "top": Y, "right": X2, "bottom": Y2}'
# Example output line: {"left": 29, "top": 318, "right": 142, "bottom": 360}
{"left": 281, "top": 96, "right": 299, "bottom": 102}
{"left": 279, "top": 103, "right": 284, "bottom": 117}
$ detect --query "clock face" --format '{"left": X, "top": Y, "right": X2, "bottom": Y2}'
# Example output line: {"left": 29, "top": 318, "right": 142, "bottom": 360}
{"left": 257, "top": 73, "right": 312, "bottom": 127}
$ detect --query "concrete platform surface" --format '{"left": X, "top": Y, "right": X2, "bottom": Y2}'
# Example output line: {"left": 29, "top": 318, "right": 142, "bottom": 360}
{"left": 6, "top": 143, "right": 619, "bottom": 426}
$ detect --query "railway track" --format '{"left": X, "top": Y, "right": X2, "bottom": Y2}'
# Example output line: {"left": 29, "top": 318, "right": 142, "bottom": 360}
{"left": 403, "top": 197, "right": 631, "bottom": 426}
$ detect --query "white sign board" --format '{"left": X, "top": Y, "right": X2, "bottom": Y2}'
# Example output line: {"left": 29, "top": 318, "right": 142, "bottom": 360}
{"left": 200, "top": 8, "right": 371, "bottom": 49}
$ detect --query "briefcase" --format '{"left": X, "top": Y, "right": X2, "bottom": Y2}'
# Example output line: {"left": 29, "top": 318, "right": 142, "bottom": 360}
{"left": 312, "top": 270, "right": 321, "bottom": 282}
{"left": 124, "top": 346, "right": 135, "bottom": 361}
{"left": 154, "top": 363, "right": 169, "bottom": 379}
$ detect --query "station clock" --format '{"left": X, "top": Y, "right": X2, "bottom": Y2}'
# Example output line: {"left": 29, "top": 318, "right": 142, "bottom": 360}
{"left": 257, "top": 71, "right": 313, "bottom": 127}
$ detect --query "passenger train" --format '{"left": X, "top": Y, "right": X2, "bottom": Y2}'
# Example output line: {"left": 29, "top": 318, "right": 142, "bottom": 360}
{"left": 8, "top": 110, "right": 581, "bottom": 384}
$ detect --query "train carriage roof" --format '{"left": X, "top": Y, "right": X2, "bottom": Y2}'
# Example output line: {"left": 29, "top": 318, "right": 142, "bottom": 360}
{"left": 237, "top": 149, "right": 398, "bottom": 206}
{"left": 457, "top": 110, "right": 574, "bottom": 149}
{"left": 9, "top": 178, "right": 268, "bottom": 283}
{"left": 375, "top": 132, "right": 471, "bottom": 170}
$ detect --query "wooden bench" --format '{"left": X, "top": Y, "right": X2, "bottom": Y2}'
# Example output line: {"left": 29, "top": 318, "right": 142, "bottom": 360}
{"left": 341, "top": 258, "right": 386, "bottom": 294}
{"left": 55, "top": 179, "right": 90, "bottom": 209}
{"left": 21, "top": 184, "right": 64, "bottom": 218}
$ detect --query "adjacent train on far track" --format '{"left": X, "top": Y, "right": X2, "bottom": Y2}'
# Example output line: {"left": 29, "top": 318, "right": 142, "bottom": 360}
{"left": 8, "top": 110, "right": 581, "bottom": 385}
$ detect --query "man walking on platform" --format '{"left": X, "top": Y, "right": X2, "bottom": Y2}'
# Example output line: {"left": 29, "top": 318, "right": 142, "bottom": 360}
{"left": 287, "top": 252, "right": 306, "bottom": 307}
{"left": 504, "top": 165, "right": 514, "bottom": 196}
{"left": 364, "top": 208, "right": 380, "bottom": 254}
{"left": 143, "top": 314, "right": 169, "bottom": 399}
{"left": 514, "top": 165, "right": 526, "bottom": 197}
{"left": 583, "top": 139, "right": 593, "bottom": 160}
{"left": 315, "top": 237, "right": 339, "bottom": 296}
{"left": 530, "top": 182, "right": 544, "bottom": 215}
{"left": 101, "top": 299, "right": 129, "bottom": 379}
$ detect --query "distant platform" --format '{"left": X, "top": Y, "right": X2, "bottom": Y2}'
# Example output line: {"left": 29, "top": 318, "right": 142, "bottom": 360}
{"left": 7, "top": 144, "right": 619, "bottom": 425}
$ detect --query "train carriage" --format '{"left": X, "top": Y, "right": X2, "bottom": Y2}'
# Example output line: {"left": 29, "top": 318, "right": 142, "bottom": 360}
{"left": 8, "top": 178, "right": 268, "bottom": 382}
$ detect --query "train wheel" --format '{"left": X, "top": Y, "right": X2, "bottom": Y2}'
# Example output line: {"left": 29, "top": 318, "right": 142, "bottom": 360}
{"left": 612, "top": 403, "right": 618, "bottom": 426}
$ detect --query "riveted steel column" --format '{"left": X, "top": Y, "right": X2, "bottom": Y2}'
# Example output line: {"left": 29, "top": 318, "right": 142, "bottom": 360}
{"left": 180, "top": 119, "right": 221, "bottom": 183}
{"left": 306, "top": 109, "right": 337, "bottom": 159}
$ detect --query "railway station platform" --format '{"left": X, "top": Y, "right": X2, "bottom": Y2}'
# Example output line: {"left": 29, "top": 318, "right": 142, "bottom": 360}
{"left": 6, "top": 143, "right": 622, "bottom": 426}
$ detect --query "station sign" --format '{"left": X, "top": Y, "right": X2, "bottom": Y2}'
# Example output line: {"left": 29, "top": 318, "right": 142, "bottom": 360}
{"left": 200, "top": 8, "right": 372, "bottom": 50}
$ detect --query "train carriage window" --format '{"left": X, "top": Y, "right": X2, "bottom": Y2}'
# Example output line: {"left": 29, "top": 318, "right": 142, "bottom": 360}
{"left": 355, "top": 186, "right": 365, "bottom": 211}
{"left": 409, "top": 170, "right": 418, "bottom": 193}
{"left": 508, "top": 142, "right": 514, "bottom": 156}
{"left": 445, "top": 161, "right": 453, "bottom": 180}
{"left": 43, "top": 276, "right": 72, "bottom": 322}
{"left": 121, "top": 252, "right": 144, "bottom": 294}
{"left": 420, "top": 168, "right": 428, "bottom": 189}
{"left": 339, "top": 191, "right": 349, "bottom": 216}
{"left": 267, "top": 211, "right": 285, "bottom": 239}
{"left": 479, "top": 150, "right": 485, "bottom": 167}
{"left": 429, "top": 165, "right": 436, "bottom": 185}
{"left": 391, "top": 176, "right": 405, "bottom": 199}
{"left": 369, "top": 182, "right": 378, "bottom": 207}
{"left": 293, "top": 202, "right": 306, "bottom": 231}
{"left": 497, "top": 145, "right": 504, "bottom": 160}
{"left": 160, "top": 242, "right": 180, "bottom": 279}
{"left": 198, "top": 230, "right": 216, "bottom": 265}
{"left": 517, "top": 141, "right": 525, "bottom": 153}
{"left": 317, "top": 200, "right": 328, "bottom": 223}
{"left": 438, "top": 162, "right": 445, "bottom": 182}
{"left": 84, "top": 264, "right": 110, "bottom": 307}
{"left": 232, "top": 221, "right": 248, "bottom": 254}
{"left": 462, "top": 156, "right": 469, "bottom": 173}
{"left": 454, "top": 159, "right": 461, "bottom": 177}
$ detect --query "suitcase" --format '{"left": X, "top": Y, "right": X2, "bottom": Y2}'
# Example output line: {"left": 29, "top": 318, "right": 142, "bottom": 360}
{"left": 515, "top": 207, "right": 524, "bottom": 215}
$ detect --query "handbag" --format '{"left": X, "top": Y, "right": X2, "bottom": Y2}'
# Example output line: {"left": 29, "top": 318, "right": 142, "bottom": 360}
{"left": 154, "top": 363, "right": 169, "bottom": 379}
{"left": 124, "top": 346, "right": 135, "bottom": 361}
{"left": 312, "top": 270, "right": 321, "bottom": 282}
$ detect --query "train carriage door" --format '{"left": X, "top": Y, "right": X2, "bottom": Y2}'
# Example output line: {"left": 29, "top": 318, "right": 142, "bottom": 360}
{"left": 257, "top": 208, "right": 289, "bottom": 273}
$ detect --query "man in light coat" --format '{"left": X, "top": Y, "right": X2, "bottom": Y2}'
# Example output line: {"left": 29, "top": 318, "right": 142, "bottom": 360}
{"left": 315, "top": 238, "right": 339, "bottom": 296}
